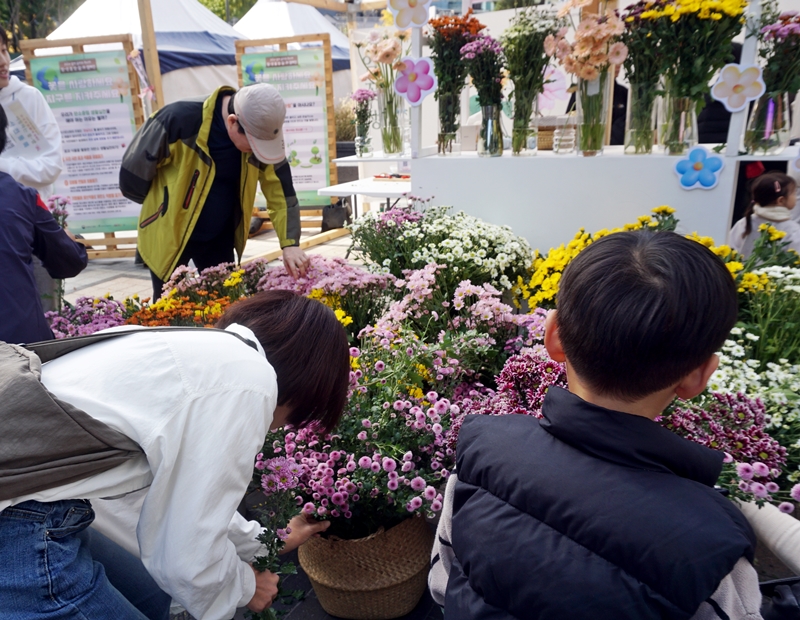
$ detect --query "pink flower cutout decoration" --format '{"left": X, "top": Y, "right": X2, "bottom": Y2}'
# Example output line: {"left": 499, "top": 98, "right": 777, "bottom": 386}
{"left": 538, "top": 67, "right": 568, "bottom": 111}
{"left": 394, "top": 57, "right": 437, "bottom": 107}
{"left": 711, "top": 64, "right": 766, "bottom": 113}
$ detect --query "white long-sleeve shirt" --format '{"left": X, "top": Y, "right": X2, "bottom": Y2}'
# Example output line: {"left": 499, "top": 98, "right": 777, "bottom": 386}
{"left": 1, "top": 324, "right": 277, "bottom": 620}
{"left": 0, "top": 76, "right": 63, "bottom": 198}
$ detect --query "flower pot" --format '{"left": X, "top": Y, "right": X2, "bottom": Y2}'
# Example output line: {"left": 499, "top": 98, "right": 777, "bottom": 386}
{"left": 744, "top": 92, "right": 791, "bottom": 156}
{"left": 298, "top": 516, "right": 434, "bottom": 619}
{"left": 437, "top": 91, "right": 461, "bottom": 156}
{"left": 661, "top": 95, "right": 698, "bottom": 156}
{"left": 378, "top": 89, "right": 404, "bottom": 155}
{"left": 625, "top": 82, "right": 657, "bottom": 155}
{"left": 478, "top": 105, "right": 503, "bottom": 157}
{"left": 577, "top": 70, "right": 609, "bottom": 157}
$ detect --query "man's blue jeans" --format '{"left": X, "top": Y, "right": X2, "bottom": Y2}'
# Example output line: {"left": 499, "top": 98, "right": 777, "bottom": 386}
{"left": 0, "top": 499, "right": 171, "bottom": 620}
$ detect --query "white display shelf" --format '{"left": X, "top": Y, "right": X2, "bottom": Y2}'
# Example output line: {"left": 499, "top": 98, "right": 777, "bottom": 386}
{"left": 416, "top": 144, "right": 800, "bottom": 160}
{"left": 333, "top": 152, "right": 413, "bottom": 166}
{"left": 318, "top": 178, "right": 411, "bottom": 199}
{"left": 410, "top": 146, "right": 782, "bottom": 254}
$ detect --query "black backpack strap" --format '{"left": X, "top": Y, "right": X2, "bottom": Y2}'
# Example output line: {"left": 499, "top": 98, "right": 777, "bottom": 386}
{"left": 23, "top": 327, "right": 258, "bottom": 364}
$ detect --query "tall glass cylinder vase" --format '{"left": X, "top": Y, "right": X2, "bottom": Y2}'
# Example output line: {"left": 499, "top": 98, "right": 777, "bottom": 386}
{"left": 511, "top": 92, "right": 539, "bottom": 157}
{"left": 477, "top": 105, "right": 503, "bottom": 157}
{"left": 662, "top": 95, "right": 698, "bottom": 156}
{"left": 355, "top": 120, "right": 372, "bottom": 158}
{"left": 576, "top": 70, "right": 610, "bottom": 157}
{"left": 377, "top": 89, "right": 404, "bottom": 155}
{"left": 625, "top": 82, "right": 657, "bottom": 155}
{"left": 437, "top": 91, "right": 461, "bottom": 156}
{"left": 744, "top": 92, "right": 791, "bottom": 156}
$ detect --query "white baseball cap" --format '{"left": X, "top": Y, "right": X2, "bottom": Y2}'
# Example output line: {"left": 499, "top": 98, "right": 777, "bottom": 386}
{"left": 233, "top": 84, "right": 287, "bottom": 164}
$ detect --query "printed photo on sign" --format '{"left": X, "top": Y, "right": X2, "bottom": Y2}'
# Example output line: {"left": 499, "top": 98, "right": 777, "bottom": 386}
{"left": 30, "top": 50, "right": 139, "bottom": 233}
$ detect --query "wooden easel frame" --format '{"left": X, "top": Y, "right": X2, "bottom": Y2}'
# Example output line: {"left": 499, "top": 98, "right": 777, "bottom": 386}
{"left": 20, "top": 34, "right": 144, "bottom": 259}
{"left": 235, "top": 34, "right": 348, "bottom": 252}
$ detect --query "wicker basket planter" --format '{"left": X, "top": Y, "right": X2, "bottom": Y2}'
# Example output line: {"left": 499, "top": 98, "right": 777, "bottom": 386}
{"left": 298, "top": 516, "right": 434, "bottom": 619}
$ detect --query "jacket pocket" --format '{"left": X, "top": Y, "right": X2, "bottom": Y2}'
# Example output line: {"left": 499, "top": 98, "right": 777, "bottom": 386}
{"left": 183, "top": 170, "right": 200, "bottom": 209}
{"left": 139, "top": 186, "right": 169, "bottom": 228}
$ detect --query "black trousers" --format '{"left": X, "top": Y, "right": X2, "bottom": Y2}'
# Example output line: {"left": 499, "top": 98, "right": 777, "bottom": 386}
{"left": 148, "top": 231, "right": 235, "bottom": 300}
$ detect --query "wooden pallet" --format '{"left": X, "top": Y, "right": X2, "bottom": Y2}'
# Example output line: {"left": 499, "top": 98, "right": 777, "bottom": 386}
{"left": 77, "top": 233, "right": 138, "bottom": 260}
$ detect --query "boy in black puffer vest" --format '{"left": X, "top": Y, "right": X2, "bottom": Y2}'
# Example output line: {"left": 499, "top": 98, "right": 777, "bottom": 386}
{"left": 430, "top": 231, "right": 761, "bottom": 620}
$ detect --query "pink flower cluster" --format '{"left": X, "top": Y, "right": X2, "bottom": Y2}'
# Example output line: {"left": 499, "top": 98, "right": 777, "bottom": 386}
{"left": 350, "top": 88, "right": 378, "bottom": 104}
{"left": 47, "top": 194, "right": 71, "bottom": 224}
{"left": 545, "top": 11, "right": 627, "bottom": 80}
{"left": 377, "top": 205, "right": 423, "bottom": 231}
{"left": 460, "top": 34, "right": 503, "bottom": 60}
{"left": 761, "top": 12, "right": 800, "bottom": 42}
{"left": 163, "top": 260, "right": 268, "bottom": 299}
{"left": 665, "top": 392, "right": 786, "bottom": 472}
{"left": 257, "top": 255, "right": 394, "bottom": 297}
{"left": 445, "top": 351, "right": 567, "bottom": 454}
{"left": 662, "top": 392, "right": 793, "bottom": 507}
{"left": 46, "top": 296, "right": 127, "bottom": 338}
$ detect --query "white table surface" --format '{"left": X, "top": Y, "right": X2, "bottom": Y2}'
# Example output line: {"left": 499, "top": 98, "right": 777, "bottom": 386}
{"left": 318, "top": 178, "right": 411, "bottom": 199}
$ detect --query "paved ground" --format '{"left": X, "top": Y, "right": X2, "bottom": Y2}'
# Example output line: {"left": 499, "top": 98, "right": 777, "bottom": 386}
{"left": 63, "top": 228, "right": 354, "bottom": 303}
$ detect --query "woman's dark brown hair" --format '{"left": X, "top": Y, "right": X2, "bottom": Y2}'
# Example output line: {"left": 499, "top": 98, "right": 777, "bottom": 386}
{"left": 216, "top": 290, "right": 350, "bottom": 434}
{"left": 743, "top": 172, "right": 796, "bottom": 237}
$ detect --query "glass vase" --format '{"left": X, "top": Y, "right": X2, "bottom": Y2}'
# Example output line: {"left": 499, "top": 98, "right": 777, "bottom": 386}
{"left": 662, "top": 95, "right": 698, "bottom": 156}
{"left": 377, "top": 89, "right": 403, "bottom": 155}
{"left": 625, "top": 81, "right": 657, "bottom": 155}
{"left": 577, "top": 70, "right": 610, "bottom": 157}
{"left": 511, "top": 93, "right": 539, "bottom": 157}
{"left": 437, "top": 91, "right": 461, "bottom": 156}
{"left": 477, "top": 105, "right": 503, "bottom": 157}
{"left": 354, "top": 120, "right": 372, "bottom": 158}
{"left": 744, "top": 92, "right": 791, "bottom": 156}
{"left": 553, "top": 114, "right": 577, "bottom": 154}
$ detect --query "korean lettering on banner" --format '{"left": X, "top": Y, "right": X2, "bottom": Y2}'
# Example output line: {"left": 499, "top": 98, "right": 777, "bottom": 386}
{"left": 240, "top": 49, "right": 330, "bottom": 206}
{"left": 30, "top": 51, "right": 139, "bottom": 233}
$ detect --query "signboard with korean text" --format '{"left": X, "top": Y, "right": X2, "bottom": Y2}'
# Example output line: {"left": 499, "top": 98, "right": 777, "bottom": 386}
{"left": 240, "top": 47, "right": 332, "bottom": 207}
{"left": 29, "top": 50, "right": 140, "bottom": 233}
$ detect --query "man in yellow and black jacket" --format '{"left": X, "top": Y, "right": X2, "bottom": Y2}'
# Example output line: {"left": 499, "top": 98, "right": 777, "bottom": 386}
{"left": 120, "top": 84, "right": 309, "bottom": 299}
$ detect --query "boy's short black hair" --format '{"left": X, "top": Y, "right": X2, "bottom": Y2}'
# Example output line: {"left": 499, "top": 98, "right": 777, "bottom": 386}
{"left": 556, "top": 230, "right": 737, "bottom": 401}
{"left": 0, "top": 28, "right": 8, "bottom": 50}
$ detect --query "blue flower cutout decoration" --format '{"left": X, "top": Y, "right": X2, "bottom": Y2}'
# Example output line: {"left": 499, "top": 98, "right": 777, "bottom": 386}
{"left": 675, "top": 147, "right": 724, "bottom": 190}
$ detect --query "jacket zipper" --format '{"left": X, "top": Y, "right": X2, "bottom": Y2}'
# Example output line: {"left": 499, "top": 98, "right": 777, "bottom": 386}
{"left": 140, "top": 187, "right": 169, "bottom": 228}
{"left": 183, "top": 170, "right": 200, "bottom": 209}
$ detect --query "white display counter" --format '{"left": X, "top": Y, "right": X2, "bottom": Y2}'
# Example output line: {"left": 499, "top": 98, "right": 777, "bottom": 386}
{"left": 411, "top": 146, "right": 800, "bottom": 253}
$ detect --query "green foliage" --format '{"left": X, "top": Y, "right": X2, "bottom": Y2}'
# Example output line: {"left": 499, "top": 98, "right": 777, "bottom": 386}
{"left": 334, "top": 99, "right": 356, "bottom": 142}
{"left": 494, "top": 0, "right": 543, "bottom": 10}
{"left": 197, "top": 0, "right": 257, "bottom": 23}
{"left": 2, "top": 0, "right": 83, "bottom": 52}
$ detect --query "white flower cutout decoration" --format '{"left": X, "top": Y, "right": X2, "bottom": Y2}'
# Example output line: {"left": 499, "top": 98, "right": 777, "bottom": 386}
{"left": 711, "top": 64, "right": 766, "bottom": 113}
{"left": 394, "top": 57, "right": 437, "bottom": 106}
{"left": 388, "top": 0, "right": 433, "bottom": 29}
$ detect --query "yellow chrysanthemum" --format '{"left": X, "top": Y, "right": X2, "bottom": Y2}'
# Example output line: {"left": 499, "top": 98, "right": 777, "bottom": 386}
{"left": 223, "top": 270, "right": 244, "bottom": 288}
{"left": 725, "top": 261, "right": 744, "bottom": 275}
{"left": 334, "top": 308, "right": 353, "bottom": 327}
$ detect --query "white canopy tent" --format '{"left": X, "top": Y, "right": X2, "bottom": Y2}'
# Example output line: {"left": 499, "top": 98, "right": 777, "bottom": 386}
{"left": 10, "top": 0, "right": 244, "bottom": 104}
{"left": 235, "top": 0, "right": 353, "bottom": 102}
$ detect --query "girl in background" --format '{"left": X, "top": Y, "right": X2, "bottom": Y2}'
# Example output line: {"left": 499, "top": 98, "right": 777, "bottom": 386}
{"left": 729, "top": 172, "right": 800, "bottom": 257}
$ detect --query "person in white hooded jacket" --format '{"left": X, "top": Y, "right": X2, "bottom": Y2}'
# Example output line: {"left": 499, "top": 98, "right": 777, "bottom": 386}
{"left": 0, "top": 31, "right": 63, "bottom": 198}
